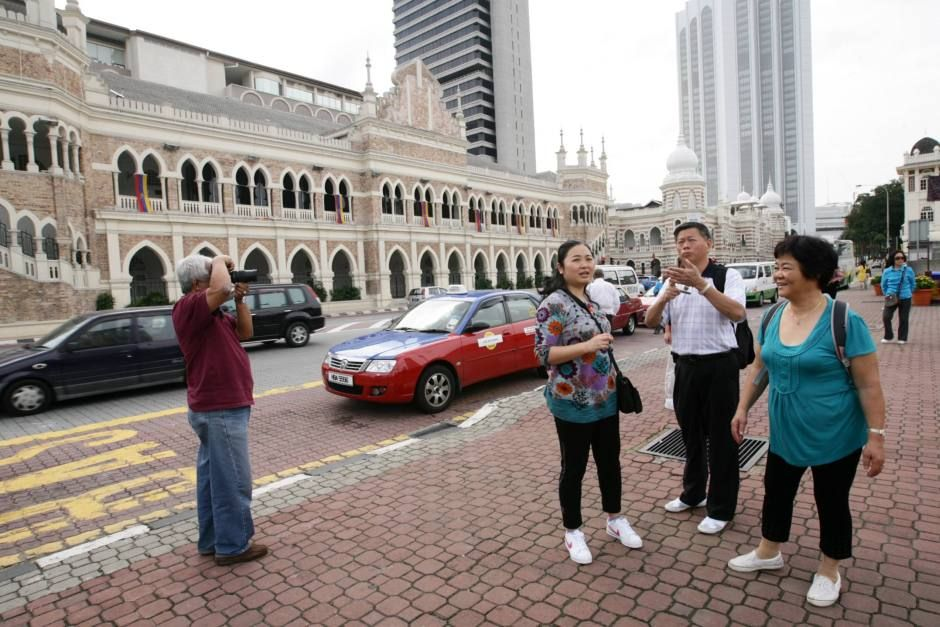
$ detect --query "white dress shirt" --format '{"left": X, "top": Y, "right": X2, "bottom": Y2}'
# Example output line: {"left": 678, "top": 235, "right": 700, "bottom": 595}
{"left": 658, "top": 269, "right": 746, "bottom": 355}
{"left": 588, "top": 278, "right": 620, "bottom": 316}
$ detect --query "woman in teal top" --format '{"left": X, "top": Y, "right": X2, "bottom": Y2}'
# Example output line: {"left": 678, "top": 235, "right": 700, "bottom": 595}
{"left": 535, "top": 240, "right": 642, "bottom": 566}
{"left": 880, "top": 250, "right": 916, "bottom": 344}
{"left": 728, "top": 236, "right": 887, "bottom": 609}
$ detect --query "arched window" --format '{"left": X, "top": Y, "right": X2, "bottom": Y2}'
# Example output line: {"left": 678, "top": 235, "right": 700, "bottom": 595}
{"left": 338, "top": 180, "right": 351, "bottom": 221}
{"left": 32, "top": 121, "right": 52, "bottom": 171}
{"left": 515, "top": 254, "right": 527, "bottom": 286}
{"left": 235, "top": 167, "right": 251, "bottom": 205}
{"left": 180, "top": 161, "right": 198, "bottom": 201}
{"left": 394, "top": 184, "right": 404, "bottom": 215}
{"left": 332, "top": 250, "right": 353, "bottom": 290}
{"left": 381, "top": 183, "right": 393, "bottom": 215}
{"left": 202, "top": 164, "right": 220, "bottom": 204}
{"left": 117, "top": 151, "right": 136, "bottom": 196}
{"left": 473, "top": 253, "right": 488, "bottom": 289}
{"left": 389, "top": 250, "right": 406, "bottom": 298}
{"left": 624, "top": 230, "right": 635, "bottom": 250}
{"left": 419, "top": 251, "right": 435, "bottom": 286}
{"left": 290, "top": 250, "right": 315, "bottom": 284}
{"left": 448, "top": 252, "right": 462, "bottom": 284}
{"left": 650, "top": 227, "right": 662, "bottom": 247}
{"left": 142, "top": 155, "right": 162, "bottom": 200}
{"left": 8, "top": 118, "right": 29, "bottom": 171}
{"left": 298, "top": 175, "right": 312, "bottom": 210}
{"left": 283, "top": 173, "right": 297, "bottom": 209}
{"left": 244, "top": 249, "right": 272, "bottom": 284}
{"left": 17, "top": 217, "right": 35, "bottom": 257}
{"left": 41, "top": 224, "right": 58, "bottom": 260}
{"left": 129, "top": 247, "right": 167, "bottom": 303}
{"left": 324, "top": 179, "right": 337, "bottom": 212}
{"left": 441, "top": 191, "right": 451, "bottom": 220}
{"left": 253, "top": 170, "right": 268, "bottom": 207}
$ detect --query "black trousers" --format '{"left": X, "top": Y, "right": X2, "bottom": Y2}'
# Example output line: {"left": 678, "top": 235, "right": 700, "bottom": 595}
{"left": 672, "top": 352, "right": 740, "bottom": 521}
{"left": 554, "top": 414, "right": 621, "bottom": 530}
{"left": 761, "top": 448, "right": 862, "bottom": 560}
{"left": 883, "top": 298, "right": 912, "bottom": 341}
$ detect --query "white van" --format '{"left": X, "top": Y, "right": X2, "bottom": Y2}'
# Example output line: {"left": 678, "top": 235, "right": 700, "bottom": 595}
{"left": 595, "top": 265, "right": 644, "bottom": 297}
{"left": 726, "top": 262, "right": 778, "bottom": 306}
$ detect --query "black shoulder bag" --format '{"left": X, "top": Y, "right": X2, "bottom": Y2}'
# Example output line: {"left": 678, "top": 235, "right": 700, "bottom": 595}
{"left": 562, "top": 289, "right": 643, "bottom": 414}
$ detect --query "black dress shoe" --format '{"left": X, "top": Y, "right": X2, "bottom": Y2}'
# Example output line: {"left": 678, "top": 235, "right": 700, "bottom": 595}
{"left": 215, "top": 543, "right": 268, "bottom": 566}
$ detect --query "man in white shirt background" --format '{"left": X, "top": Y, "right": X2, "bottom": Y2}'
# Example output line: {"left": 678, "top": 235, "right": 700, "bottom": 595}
{"left": 588, "top": 269, "right": 620, "bottom": 324}
{"left": 644, "top": 222, "right": 747, "bottom": 535}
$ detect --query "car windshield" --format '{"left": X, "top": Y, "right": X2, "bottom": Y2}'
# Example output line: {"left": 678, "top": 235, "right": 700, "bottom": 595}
{"left": 392, "top": 299, "right": 472, "bottom": 333}
{"left": 733, "top": 266, "right": 757, "bottom": 279}
{"left": 32, "top": 316, "right": 86, "bottom": 349}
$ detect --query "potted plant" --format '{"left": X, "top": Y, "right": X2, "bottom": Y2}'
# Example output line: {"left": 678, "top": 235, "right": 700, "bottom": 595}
{"left": 912, "top": 275, "right": 936, "bottom": 306}
{"left": 870, "top": 274, "right": 883, "bottom": 296}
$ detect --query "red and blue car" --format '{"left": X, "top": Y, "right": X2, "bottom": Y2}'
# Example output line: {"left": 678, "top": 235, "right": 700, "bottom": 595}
{"left": 322, "top": 290, "right": 543, "bottom": 413}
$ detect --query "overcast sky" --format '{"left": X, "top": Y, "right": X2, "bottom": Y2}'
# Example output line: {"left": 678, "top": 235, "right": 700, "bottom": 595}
{"left": 70, "top": 0, "right": 940, "bottom": 207}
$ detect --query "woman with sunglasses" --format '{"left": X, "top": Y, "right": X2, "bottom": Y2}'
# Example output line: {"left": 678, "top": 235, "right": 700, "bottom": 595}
{"left": 881, "top": 250, "right": 916, "bottom": 344}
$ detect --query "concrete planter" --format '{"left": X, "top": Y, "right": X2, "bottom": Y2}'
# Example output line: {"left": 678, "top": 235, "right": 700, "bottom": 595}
{"left": 912, "top": 288, "right": 933, "bottom": 307}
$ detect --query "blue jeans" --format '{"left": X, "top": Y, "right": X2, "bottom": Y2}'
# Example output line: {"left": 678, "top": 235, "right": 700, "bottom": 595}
{"left": 188, "top": 406, "right": 254, "bottom": 556}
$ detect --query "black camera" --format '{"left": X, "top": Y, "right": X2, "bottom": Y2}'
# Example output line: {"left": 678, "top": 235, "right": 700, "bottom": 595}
{"left": 229, "top": 269, "right": 258, "bottom": 283}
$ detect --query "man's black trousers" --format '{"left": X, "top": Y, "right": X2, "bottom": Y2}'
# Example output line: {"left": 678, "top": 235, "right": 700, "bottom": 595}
{"left": 672, "top": 352, "right": 740, "bottom": 521}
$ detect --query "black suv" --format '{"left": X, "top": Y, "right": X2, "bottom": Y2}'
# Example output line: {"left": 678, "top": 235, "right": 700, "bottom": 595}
{"left": 225, "top": 283, "right": 325, "bottom": 347}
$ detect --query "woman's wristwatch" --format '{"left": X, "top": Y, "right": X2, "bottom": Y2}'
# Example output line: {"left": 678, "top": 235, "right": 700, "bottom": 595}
{"left": 868, "top": 428, "right": 886, "bottom": 436}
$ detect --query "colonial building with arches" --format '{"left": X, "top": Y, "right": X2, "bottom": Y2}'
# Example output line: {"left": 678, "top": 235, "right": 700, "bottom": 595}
{"left": 607, "top": 136, "right": 791, "bottom": 275}
{"left": 0, "top": 1, "right": 608, "bottom": 329}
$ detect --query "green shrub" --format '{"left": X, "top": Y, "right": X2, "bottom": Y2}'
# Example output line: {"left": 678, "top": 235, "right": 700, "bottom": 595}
{"left": 534, "top": 274, "right": 545, "bottom": 288}
{"left": 517, "top": 275, "right": 534, "bottom": 289}
{"left": 474, "top": 276, "right": 493, "bottom": 290}
{"left": 330, "top": 285, "right": 361, "bottom": 301}
{"left": 128, "top": 292, "right": 170, "bottom": 307}
{"left": 95, "top": 292, "right": 115, "bottom": 310}
{"left": 307, "top": 279, "right": 327, "bottom": 301}
{"left": 496, "top": 277, "right": 514, "bottom": 290}
{"left": 870, "top": 275, "right": 882, "bottom": 285}
{"left": 915, "top": 275, "right": 936, "bottom": 290}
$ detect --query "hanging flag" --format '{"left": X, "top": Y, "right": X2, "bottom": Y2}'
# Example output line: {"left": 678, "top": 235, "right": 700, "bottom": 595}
{"left": 133, "top": 174, "right": 151, "bottom": 213}
{"left": 335, "top": 194, "right": 345, "bottom": 224}
{"left": 421, "top": 201, "right": 430, "bottom": 227}
{"left": 475, "top": 208, "right": 482, "bottom": 232}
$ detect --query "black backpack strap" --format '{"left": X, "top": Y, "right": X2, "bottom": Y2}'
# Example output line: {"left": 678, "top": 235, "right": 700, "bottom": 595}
{"left": 712, "top": 264, "right": 727, "bottom": 293}
{"left": 831, "top": 299, "right": 850, "bottom": 370}
{"left": 760, "top": 302, "right": 786, "bottom": 343}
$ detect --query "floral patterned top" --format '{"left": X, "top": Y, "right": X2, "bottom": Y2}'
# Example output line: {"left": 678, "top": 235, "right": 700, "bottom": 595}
{"left": 535, "top": 289, "right": 617, "bottom": 423}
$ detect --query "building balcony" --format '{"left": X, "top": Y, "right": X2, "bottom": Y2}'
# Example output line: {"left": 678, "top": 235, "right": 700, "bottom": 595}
{"left": 441, "top": 218, "right": 462, "bottom": 229}
{"left": 180, "top": 200, "right": 222, "bottom": 215}
{"left": 118, "top": 195, "right": 166, "bottom": 212}
{"left": 282, "top": 208, "right": 315, "bottom": 222}
{"left": 235, "top": 204, "right": 272, "bottom": 218}
{"left": 380, "top": 213, "right": 408, "bottom": 225}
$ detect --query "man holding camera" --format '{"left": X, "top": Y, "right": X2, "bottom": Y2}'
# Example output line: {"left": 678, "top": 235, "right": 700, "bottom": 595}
{"left": 172, "top": 254, "right": 267, "bottom": 565}
{"left": 644, "top": 222, "right": 746, "bottom": 536}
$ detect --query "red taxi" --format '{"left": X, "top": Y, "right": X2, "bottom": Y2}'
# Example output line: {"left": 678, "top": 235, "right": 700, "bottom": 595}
{"left": 322, "top": 290, "right": 543, "bottom": 413}
{"left": 611, "top": 286, "right": 648, "bottom": 335}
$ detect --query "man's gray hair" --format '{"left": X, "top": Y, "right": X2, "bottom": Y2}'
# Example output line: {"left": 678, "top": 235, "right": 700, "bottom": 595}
{"left": 176, "top": 254, "right": 213, "bottom": 293}
{"left": 594, "top": 268, "right": 605, "bottom": 278}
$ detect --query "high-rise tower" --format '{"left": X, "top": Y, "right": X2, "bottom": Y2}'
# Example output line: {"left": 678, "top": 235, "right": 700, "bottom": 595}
{"left": 676, "top": 0, "right": 815, "bottom": 233}
{"left": 393, "top": 0, "right": 536, "bottom": 174}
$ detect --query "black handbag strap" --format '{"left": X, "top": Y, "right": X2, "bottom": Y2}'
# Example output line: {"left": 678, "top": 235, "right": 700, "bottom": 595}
{"left": 560, "top": 288, "right": 624, "bottom": 378}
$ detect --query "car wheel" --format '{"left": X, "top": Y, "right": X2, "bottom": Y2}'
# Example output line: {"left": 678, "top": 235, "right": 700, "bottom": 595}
{"left": 623, "top": 315, "right": 637, "bottom": 336}
{"left": 757, "top": 292, "right": 765, "bottom": 307}
{"left": 3, "top": 379, "right": 52, "bottom": 416}
{"left": 284, "top": 322, "right": 310, "bottom": 347}
{"left": 770, "top": 289, "right": 778, "bottom": 304}
{"left": 415, "top": 365, "right": 456, "bottom": 413}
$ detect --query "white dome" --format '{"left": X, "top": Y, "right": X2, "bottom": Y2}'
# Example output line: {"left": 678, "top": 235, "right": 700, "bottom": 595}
{"left": 736, "top": 189, "right": 751, "bottom": 202}
{"left": 759, "top": 181, "right": 783, "bottom": 210}
{"left": 666, "top": 135, "right": 699, "bottom": 173}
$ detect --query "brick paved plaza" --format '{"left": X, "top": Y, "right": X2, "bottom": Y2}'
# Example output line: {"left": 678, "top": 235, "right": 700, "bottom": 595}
{"left": 0, "top": 288, "right": 937, "bottom": 626}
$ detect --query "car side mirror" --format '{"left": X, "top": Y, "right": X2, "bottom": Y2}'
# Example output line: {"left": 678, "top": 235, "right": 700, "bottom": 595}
{"left": 64, "top": 340, "right": 80, "bottom": 352}
{"left": 465, "top": 322, "right": 490, "bottom": 334}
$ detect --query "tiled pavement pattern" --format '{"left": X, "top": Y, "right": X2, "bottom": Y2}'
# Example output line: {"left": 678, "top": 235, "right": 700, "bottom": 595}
{"left": 1, "top": 290, "right": 937, "bottom": 625}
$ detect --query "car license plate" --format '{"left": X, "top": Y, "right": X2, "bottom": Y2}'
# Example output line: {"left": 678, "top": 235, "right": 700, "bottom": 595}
{"left": 328, "top": 371, "right": 353, "bottom": 386}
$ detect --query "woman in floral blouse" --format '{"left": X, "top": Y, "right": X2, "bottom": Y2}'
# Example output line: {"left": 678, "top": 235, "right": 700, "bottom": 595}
{"left": 535, "top": 240, "right": 643, "bottom": 565}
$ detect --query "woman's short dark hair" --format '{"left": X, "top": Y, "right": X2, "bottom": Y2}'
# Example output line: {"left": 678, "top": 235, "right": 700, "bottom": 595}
{"left": 673, "top": 221, "right": 711, "bottom": 240}
{"left": 773, "top": 235, "right": 838, "bottom": 290}
{"left": 539, "top": 239, "right": 586, "bottom": 297}
{"left": 891, "top": 249, "right": 906, "bottom": 262}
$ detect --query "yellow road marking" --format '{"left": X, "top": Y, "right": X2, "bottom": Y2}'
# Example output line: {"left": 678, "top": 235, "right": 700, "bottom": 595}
{"left": 0, "top": 430, "right": 138, "bottom": 467}
{"left": 0, "top": 380, "right": 324, "bottom": 448}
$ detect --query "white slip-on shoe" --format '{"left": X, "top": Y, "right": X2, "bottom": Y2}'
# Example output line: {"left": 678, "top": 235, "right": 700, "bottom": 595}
{"left": 564, "top": 529, "right": 592, "bottom": 565}
{"left": 606, "top": 517, "right": 643, "bottom": 549}
{"left": 880, "top": 338, "right": 893, "bottom": 344}
{"left": 664, "top": 497, "right": 707, "bottom": 513}
{"left": 898, "top": 340, "right": 906, "bottom": 345}
{"left": 806, "top": 572, "right": 841, "bottom": 607}
{"left": 697, "top": 516, "right": 729, "bottom": 535}
{"left": 728, "top": 550, "right": 785, "bottom": 573}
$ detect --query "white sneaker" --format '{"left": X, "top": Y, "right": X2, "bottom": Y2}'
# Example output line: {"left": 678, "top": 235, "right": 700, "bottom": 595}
{"left": 806, "top": 572, "right": 841, "bottom": 607}
{"left": 697, "top": 517, "right": 729, "bottom": 535}
{"left": 881, "top": 338, "right": 893, "bottom": 344}
{"left": 606, "top": 517, "right": 643, "bottom": 549}
{"left": 564, "top": 529, "right": 592, "bottom": 565}
{"left": 664, "top": 497, "right": 707, "bottom": 513}
{"left": 728, "top": 550, "right": 785, "bottom": 573}
{"left": 898, "top": 340, "right": 906, "bottom": 345}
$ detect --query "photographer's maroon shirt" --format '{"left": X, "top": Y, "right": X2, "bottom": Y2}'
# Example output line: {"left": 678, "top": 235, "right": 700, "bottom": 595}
{"left": 172, "top": 291, "right": 254, "bottom": 412}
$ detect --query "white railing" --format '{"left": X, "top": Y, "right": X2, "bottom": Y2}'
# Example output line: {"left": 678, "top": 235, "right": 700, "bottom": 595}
{"left": 320, "top": 210, "right": 338, "bottom": 224}
{"left": 492, "top": 224, "right": 507, "bottom": 232}
{"left": 283, "top": 208, "right": 315, "bottom": 221}
{"left": 235, "top": 204, "right": 272, "bottom": 218}
{"left": 441, "top": 218, "right": 461, "bottom": 229}
{"left": 118, "top": 196, "right": 166, "bottom": 212}
{"left": 411, "top": 215, "right": 433, "bottom": 227}
{"left": 180, "top": 200, "right": 201, "bottom": 214}
{"left": 381, "top": 213, "right": 408, "bottom": 225}
{"left": 180, "top": 200, "right": 222, "bottom": 215}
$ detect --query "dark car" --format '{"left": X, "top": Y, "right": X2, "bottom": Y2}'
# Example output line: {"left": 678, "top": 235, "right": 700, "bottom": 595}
{"left": 0, "top": 307, "right": 185, "bottom": 416}
{"left": 223, "top": 283, "right": 325, "bottom": 347}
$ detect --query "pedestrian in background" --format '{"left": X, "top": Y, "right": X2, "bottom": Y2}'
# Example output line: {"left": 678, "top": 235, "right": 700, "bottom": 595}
{"left": 729, "top": 235, "right": 886, "bottom": 608}
{"left": 881, "top": 250, "right": 916, "bottom": 344}
{"left": 855, "top": 262, "right": 868, "bottom": 289}
{"left": 173, "top": 254, "right": 268, "bottom": 565}
{"left": 644, "top": 222, "right": 747, "bottom": 535}
{"left": 535, "top": 240, "right": 643, "bottom": 565}
{"left": 587, "top": 268, "right": 620, "bottom": 325}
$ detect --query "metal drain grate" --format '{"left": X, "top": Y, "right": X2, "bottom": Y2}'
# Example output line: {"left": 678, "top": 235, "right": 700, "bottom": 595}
{"left": 638, "top": 428, "right": 769, "bottom": 471}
